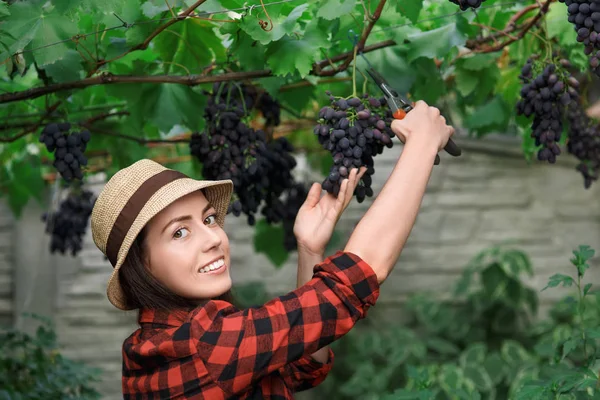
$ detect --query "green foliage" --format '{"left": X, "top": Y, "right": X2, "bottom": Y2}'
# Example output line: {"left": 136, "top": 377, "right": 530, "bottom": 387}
{"left": 0, "top": 0, "right": 594, "bottom": 265}
{"left": 0, "top": 313, "right": 102, "bottom": 400}
{"left": 312, "top": 245, "right": 600, "bottom": 400}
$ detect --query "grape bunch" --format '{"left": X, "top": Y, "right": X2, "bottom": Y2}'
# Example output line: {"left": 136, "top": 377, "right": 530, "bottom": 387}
{"left": 314, "top": 93, "right": 395, "bottom": 203}
{"left": 558, "top": 0, "right": 600, "bottom": 74}
{"left": 41, "top": 189, "right": 96, "bottom": 256}
{"left": 39, "top": 122, "right": 90, "bottom": 181}
{"left": 190, "top": 82, "right": 296, "bottom": 226}
{"left": 448, "top": 0, "right": 487, "bottom": 10}
{"left": 255, "top": 91, "right": 281, "bottom": 127}
{"left": 565, "top": 102, "right": 600, "bottom": 188}
{"left": 516, "top": 57, "right": 580, "bottom": 163}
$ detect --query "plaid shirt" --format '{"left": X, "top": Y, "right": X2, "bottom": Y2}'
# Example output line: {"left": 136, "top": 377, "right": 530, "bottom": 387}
{"left": 121, "top": 251, "right": 380, "bottom": 399}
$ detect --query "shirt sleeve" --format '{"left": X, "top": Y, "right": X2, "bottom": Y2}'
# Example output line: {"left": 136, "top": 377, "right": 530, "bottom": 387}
{"left": 188, "top": 251, "right": 379, "bottom": 396}
{"left": 279, "top": 348, "right": 335, "bottom": 392}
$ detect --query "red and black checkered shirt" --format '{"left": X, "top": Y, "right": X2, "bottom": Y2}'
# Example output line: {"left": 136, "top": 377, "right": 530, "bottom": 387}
{"left": 121, "top": 251, "right": 380, "bottom": 399}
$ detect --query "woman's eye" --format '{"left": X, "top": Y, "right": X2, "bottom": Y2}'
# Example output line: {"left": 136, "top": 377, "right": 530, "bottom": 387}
{"left": 173, "top": 228, "right": 189, "bottom": 239}
{"left": 204, "top": 214, "right": 217, "bottom": 225}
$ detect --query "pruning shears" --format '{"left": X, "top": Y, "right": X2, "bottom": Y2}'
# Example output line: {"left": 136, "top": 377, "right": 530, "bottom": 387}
{"left": 366, "top": 67, "right": 462, "bottom": 165}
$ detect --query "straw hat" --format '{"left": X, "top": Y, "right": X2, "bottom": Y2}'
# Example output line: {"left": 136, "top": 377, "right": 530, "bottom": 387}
{"left": 90, "top": 159, "right": 233, "bottom": 310}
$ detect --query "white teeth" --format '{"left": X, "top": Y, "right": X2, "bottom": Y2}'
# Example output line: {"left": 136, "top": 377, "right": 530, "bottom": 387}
{"left": 199, "top": 258, "right": 224, "bottom": 273}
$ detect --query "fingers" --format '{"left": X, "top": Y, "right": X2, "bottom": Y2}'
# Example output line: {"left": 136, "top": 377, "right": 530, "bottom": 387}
{"left": 301, "top": 182, "right": 322, "bottom": 209}
{"left": 328, "top": 178, "right": 348, "bottom": 220}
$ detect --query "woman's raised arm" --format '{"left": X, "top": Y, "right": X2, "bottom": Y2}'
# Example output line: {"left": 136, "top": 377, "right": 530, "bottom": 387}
{"left": 344, "top": 100, "right": 455, "bottom": 283}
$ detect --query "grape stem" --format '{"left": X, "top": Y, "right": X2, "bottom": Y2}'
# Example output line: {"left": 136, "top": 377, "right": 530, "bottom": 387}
{"left": 352, "top": 45, "right": 358, "bottom": 98}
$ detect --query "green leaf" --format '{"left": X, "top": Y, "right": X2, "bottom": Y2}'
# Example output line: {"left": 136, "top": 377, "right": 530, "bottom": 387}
{"left": 562, "top": 337, "right": 581, "bottom": 360}
{"left": 396, "top": 0, "right": 424, "bottom": 24}
{"left": 501, "top": 340, "right": 532, "bottom": 365}
{"left": 584, "top": 283, "right": 593, "bottom": 296}
{"left": 0, "top": 2, "right": 9, "bottom": 16}
{"left": 4, "top": 157, "right": 45, "bottom": 218}
{"left": 455, "top": 71, "right": 478, "bottom": 97}
{"left": 253, "top": 219, "right": 289, "bottom": 267}
{"left": 483, "top": 352, "right": 506, "bottom": 385}
{"left": 406, "top": 23, "right": 467, "bottom": 62}
{"left": 42, "top": 50, "right": 84, "bottom": 83}
{"left": 463, "top": 365, "right": 494, "bottom": 392}
{"left": 228, "top": 30, "right": 268, "bottom": 71}
{"left": 542, "top": 273, "right": 575, "bottom": 291}
{"left": 460, "top": 342, "right": 487, "bottom": 367}
{"left": 154, "top": 19, "right": 225, "bottom": 74}
{"left": 464, "top": 96, "right": 509, "bottom": 134}
{"left": 141, "top": 0, "right": 170, "bottom": 18}
{"left": 438, "top": 364, "right": 464, "bottom": 392}
{"left": 460, "top": 53, "right": 499, "bottom": 71}
{"left": 316, "top": 0, "right": 357, "bottom": 20}
{"left": 513, "top": 385, "right": 548, "bottom": 400}
{"left": 239, "top": 3, "right": 309, "bottom": 45}
{"left": 2, "top": 1, "right": 78, "bottom": 66}
{"left": 139, "top": 84, "right": 207, "bottom": 132}
{"left": 585, "top": 327, "right": 600, "bottom": 339}
{"left": 426, "top": 337, "right": 460, "bottom": 356}
{"left": 545, "top": 2, "right": 577, "bottom": 46}
{"left": 265, "top": 20, "right": 328, "bottom": 78}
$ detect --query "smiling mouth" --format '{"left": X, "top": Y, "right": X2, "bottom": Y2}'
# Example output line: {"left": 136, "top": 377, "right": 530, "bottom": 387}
{"left": 198, "top": 258, "right": 225, "bottom": 274}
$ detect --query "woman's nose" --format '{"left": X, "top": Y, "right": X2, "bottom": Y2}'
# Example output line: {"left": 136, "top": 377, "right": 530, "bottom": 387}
{"left": 200, "top": 225, "right": 222, "bottom": 251}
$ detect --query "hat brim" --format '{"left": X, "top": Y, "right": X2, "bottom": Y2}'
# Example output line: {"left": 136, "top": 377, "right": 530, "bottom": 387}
{"left": 106, "top": 178, "right": 233, "bottom": 310}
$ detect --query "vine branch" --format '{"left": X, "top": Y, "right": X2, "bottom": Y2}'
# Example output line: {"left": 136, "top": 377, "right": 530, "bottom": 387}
{"left": 465, "top": 0, "right": 553, "bottom": 53}
{"left": 313, "top": 0, "right": 388, "bottom": 77}
{"left": 0, "top": 38, "right": 397, "bottom": 105}
{"left": 95, "top": 0, "right": 209, "bottom": 69}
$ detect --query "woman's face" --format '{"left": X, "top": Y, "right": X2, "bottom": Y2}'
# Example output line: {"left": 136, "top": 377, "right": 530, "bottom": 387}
{"left": 142, "top": 190, "right": 232, "bottom": 301}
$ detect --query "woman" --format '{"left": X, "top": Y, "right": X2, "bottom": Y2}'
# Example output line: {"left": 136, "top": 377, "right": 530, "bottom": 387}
{"left": 90, "top": 100, "right": 454, "bottom": 399}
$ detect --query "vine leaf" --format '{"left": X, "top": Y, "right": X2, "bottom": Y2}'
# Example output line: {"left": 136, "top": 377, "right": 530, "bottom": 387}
{"left": 406, "top": 23, "right": 467, "bottom": 62}
{"left": 2, "top": 1, "right": 78, "bottom": 67}
{"left": 43, "top": 50, "right": 85, "bottom": 83}
{"left": 253, "top": 219, "right": 289, "bottom": 268}
{"left": 154, "top": 19, "right": 225, "bottom": 74}
{"left": 316, "top": 0, "right": 357, "bottom": 20}
{"left": 0, "top": 2, "right": 9, "bottom": 16}
{"left": 141, "top": 84, "right": 207, "bottom": 132}
{"left": 396, "top": 0, "right": 424, "bottom": 24}
{"left": 239, "top": 3, "right": 310, "bottom": 45}
{"left": 266, "top": 20, "right": 328, "bottom": 78}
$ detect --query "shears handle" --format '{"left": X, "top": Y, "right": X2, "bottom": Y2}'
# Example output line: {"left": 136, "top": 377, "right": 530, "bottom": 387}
{"left": 393, "top": 105, "right": 461, "bottom": 165}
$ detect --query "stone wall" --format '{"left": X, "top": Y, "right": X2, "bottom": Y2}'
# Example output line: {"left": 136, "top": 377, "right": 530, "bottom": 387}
{"left": 5, "top": 135, "right": 600, "bottom": 399}
{"left": 0, "top": 202, "right": 14, "bottom": 327}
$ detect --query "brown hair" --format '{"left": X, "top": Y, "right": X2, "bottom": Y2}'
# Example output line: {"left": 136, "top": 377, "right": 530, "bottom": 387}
{"left": 118, "top": 226, "right": 235, "bottom": 312}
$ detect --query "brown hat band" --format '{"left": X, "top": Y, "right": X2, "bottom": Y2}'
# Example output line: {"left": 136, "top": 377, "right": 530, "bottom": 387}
{"left": 105, "top": 169, "right": 187, "bottom": 266}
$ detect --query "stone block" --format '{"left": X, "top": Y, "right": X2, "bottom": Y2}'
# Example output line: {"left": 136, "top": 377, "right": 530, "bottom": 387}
{"left": 0, "top": 274, "right": 11, "bottom": 296}
{"left": 438, "top": 210, "right": 480, "bottom": 243}
{"left": 436, "top": 188, "right": 531, "bottom": 209}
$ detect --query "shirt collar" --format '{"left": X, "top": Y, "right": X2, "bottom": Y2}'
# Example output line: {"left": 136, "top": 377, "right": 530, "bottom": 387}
{"left": 138, "top": 308, "right": 192, "bottom": 327}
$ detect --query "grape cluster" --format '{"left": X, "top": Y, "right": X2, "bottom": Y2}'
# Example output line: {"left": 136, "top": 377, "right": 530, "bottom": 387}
{"left": 559, "top": 0, "right": 600, "bottom": 74}
{"left": 516, "top": 57, "right": 579, "bottom": 163}
{"left": 255, "top": 91, "right": 281, "bottom": 127}
{"left": 565, "top": 102, "right": 600, "bottom": 188}
{"left": 42, "top": 189, "right": 96, "bottom": 256}
{"left": 190, "top": 82, "right": 298, "bottom": 227}
{"left": 314, "top": 93, "right": 395, "bottom": 203}
{"left": 448, "top": 0, "right": 487, "bottom": 10}
{"left": 39, "top": 122, "right": 90, "bottom": 181}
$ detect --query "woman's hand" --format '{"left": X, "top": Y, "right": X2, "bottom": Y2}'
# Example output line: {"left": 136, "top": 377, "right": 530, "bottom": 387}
{"left": 294, "top": 167, "right": 366, "bottom": 256}
{"left": 391, "top": 100, "right": 455, "bottom": 153}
